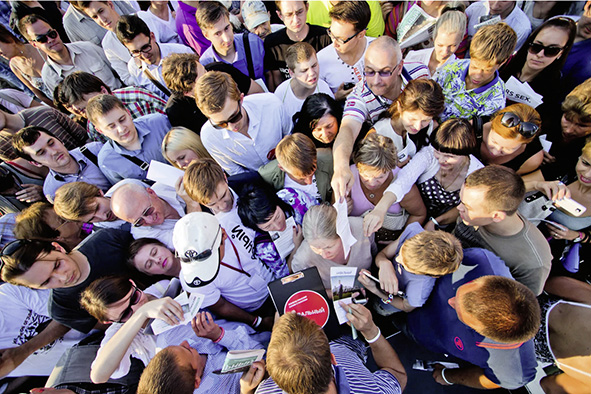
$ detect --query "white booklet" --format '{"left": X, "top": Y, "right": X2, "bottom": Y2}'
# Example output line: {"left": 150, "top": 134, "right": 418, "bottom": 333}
{"left": 330, "top": 266, "right": 358, "bottom": 325}
{"left": 150, "top": 291, "right": 205, "bottom": 335}
{"left": 397, "top": 4, "right": 436, "bottom": 49}
{"left": 269, "top": 216, "right": 296, "bottom": 260}
{"left": 214, "top": 349, "right": 266, "bottom": 374}
{"left": 505, "top": 76, "right": 544, "bottom": 108}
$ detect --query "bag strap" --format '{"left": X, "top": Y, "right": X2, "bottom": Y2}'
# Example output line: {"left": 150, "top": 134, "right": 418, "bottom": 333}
{"left": 143, "top": 68, "right": 171, "bottom": 97}
{"left": 78, "top": 145, "right": 98, "bottom": 167}
{"left": 121, "top": 154, "right": 150, "bottom": 171}
{"left": 242, "top": 32, "right": 255, "bottom": 80}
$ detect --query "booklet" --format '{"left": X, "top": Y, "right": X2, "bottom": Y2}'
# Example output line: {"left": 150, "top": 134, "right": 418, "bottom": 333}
{"left": 473, "top": 14, "right": 501, "bottom": 31}
{"left": 146, "top": 160, "right": 185, "bottom": 188}
{"left": 505, "top": 76, "right": 544, "bottom": 108}
{"left": 150, "top": 291, "right": 205, "bottom": 335}
{"left": 267, "top": 267, "right": 341, "bottom": 340}
{"left": 330, "top": 267, "right": 358, "bottom": 325}
{"left": 269, "top": 216, "right": 296, "bottom": 260}
{"left": 213, "top": 349, "right": 266, "bottom": 374}
{"left": 397, "top": 4, "right": 437, "bottom": 49}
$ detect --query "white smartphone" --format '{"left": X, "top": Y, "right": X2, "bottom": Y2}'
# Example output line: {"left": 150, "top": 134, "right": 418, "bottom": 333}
{"left": 554, "top": 198, "right": 587, "bottom": 217}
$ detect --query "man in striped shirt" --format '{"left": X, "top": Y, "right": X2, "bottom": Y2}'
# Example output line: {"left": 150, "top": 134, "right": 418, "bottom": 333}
{"left": 254, "top": 307, "right": 407, "bottom": 394}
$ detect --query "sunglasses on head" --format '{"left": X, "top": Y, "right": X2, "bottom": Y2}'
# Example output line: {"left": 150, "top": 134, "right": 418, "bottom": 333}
{"left": 210, "top": 103, "right": 243, "bottom": 130}
{"left": 528, "top": 42, "right": 563, "bottom": 58}
{"left": 500, "top": 112, "right": 539, "bottom": 138}
{"left": 177, "top": 226, "right": 221, "bottom": 263}
{"left": 32, "top": 29, "right": 58, "bottom": 44}
{"left": 114, "top": 286, "right": 142, "bottom": 323}
{"left": 0, "top": 239, "right": 30, "bottom": 272}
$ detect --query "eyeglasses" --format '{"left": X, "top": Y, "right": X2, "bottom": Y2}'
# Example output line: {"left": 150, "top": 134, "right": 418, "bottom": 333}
{"left": 133, "top": 193, "right": 154, "bottom": 227}
{"left": 210, "top": 102, "right": 243, "bottom": 130}
{"left": 114, "top": 286, "right": 142, "bottom": 323}
{"left": 177, "top": 226, "right": 220, "bottom": 263}
{"left": 499, "top": 112, "right": 539, "bottom": 138}
{"left": 55, "top": 218, "right": 73, "bottom": 232}
{"left": 130, "top": 37, "right": 152, "bottom": 57}
{"left": 364, "top": 60, "right": 401, "bottom": 78}
{"left": 327, "top": 28, "right": 364, "bottom": 45}
{"left": 528, "top": 42, "right": 564, "bottom": 58}
{"left": 0, "top": 239, "right": 30, "bottom": 272}
{"left": 32, "top": 29, "right": 58, "bottom": 44}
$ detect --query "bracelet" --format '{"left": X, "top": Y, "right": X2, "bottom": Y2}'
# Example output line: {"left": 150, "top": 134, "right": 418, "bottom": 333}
{"left": 429, "top": 217, "right": 440, "bottom": 227}
{"left": 365, "top": 327, "right": 381, "bottom": 344}
{"left": 213, "top": 327, "right": 225, "bottom": 343}
{"left": 441, "top": 368, "right": 454, "bottom": 385}
{"left": 381, "top": 294, "right": 394, "bottom": 305}
{"left": 252, "top": 316, "right": 262, "bottom": 328}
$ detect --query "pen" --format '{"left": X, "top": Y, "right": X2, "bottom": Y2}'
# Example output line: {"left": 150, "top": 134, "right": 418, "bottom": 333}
{"left": 348, "top": 307, "right": 358, "bottom": 340}
{"left": 362, "top": 271, "right": 406, "bottom": 298}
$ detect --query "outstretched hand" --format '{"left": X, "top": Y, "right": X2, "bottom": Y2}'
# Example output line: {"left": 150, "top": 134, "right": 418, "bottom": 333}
{"left": 191, "top": 311, "right": 222, "bottom": 341}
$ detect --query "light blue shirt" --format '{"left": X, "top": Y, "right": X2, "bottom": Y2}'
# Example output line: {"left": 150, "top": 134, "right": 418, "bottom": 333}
{"left": 98, "top": 113, "right": 170, "bottom": 184}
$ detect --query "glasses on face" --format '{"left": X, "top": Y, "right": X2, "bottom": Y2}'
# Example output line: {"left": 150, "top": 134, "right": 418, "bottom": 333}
{"left": 32, "top": 29, "right": 58, "bottom": 44}
{"left": 130, "top": 37, "right": 152, "bottom": 57}
{"left": 327, "top": 28, "right": 364, "bottom": 45}
{"left": 210, "top": 102, "right": 243, "bottom": 130}
{"left": 177, "top": 226, "right": 220, "bottom": 263}
{"left": 114, "top": 286, "right": 142, "bottom": 323}
{"left": 364, "top": 60, "right": 401, "bottom": 78}
{"left": 528, "top": 42, "right": 564, "bottom": 58}
{"left": 499, "top": 112, "right": 539, "bottom": 138}
{"left": 133, "top": 193, "right": 154, "bottom": 227}
{"left": 55, "top": 218, "right": 73, "bottom": 232}
{"left": 0, "top": 239, "right": 30, "bottom": 272}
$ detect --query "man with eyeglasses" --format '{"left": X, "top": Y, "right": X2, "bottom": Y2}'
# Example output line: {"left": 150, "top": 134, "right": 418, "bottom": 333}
{"left": 116, "top": 14, "right": 193, "bottom": 99}
{"left": 73, "top": 0, "right": 180, "bottom": 86}
{"left": 196, "top": 71, "right": 291, "bottom": 176}
{"left": 18, "top": 14, "right": 121, "bottom": 96}
{"left": 331, "top": 36, "right": 428, "bottom": 201}
{"left": 264, "top": 1, "right": 331, "bottom": 91}
{"left": 110, "top": 181, "right": 200, "bottom": 250}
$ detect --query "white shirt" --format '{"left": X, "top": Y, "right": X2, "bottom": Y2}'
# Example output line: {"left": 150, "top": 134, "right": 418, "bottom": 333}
{"left": 127, "top": 42, "right": 194, "bottom": 99}
{"left": 373, "top": 118, "right": 429, "bottom": 165}
{"left": 466, "top": 1, "right": 532, "bottom": 51}
{"left": 201, "top": 93, "right": 292, "bottom": 176}
{"left": 284, "top": 174, "right": 321, "bottom": 204}
{"left": 137, "top": 9, "right": 178, "bottom": 35}
{"left": 404, "top": 47, "right": 457, "bottom": 80}
{"left": 274, "top": 79, "right": 333, "bottom": 121}
{"left": 318, "top": 37, "right": 375, "bottom": 93}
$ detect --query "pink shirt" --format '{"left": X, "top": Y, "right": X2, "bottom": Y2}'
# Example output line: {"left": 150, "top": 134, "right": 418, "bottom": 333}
{"left": 349, "top": 165, "right": 403, "bottom": 216}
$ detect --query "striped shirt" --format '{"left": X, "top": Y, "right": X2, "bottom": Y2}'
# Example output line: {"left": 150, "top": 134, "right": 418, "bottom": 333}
{"left": 343, "top": 62, "right": 429, "bottom": 125}
{"left": 255, "top": 337, "right": 402, "bottom": 394}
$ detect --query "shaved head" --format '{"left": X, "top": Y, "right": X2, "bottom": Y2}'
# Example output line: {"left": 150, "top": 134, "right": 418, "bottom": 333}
{"left": 111, "top": 183, "right": 149, "bottom": 220}
{"left": 366, "top": 36, "right": 402, "bottom": 64}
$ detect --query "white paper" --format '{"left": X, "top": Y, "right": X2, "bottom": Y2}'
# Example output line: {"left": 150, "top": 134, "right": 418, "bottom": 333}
{"left": 505, "top": 76, "right": 544, "bottom": 108}
{"left": 333, "top": 199, "right": 357, "bottom": 259}
{"left": 151, "top": 291, "right": 205, "bottom": 335}
{"left": 539, "top": 134, "right": 552, "bottom": 152}
{"left": 330, "top": 267, "right": 357, "bottom": 324}
{"left": 396, "top": 4, "right": 436, "bottom": 48}
{"left": 269, "top": 216, "right": 296, "bottom": 260}
{"left": 146, "top": 160, "right": 185, "bottom": 188}
{"left": 473, "top": 14, "right": 501, "bottom": 31}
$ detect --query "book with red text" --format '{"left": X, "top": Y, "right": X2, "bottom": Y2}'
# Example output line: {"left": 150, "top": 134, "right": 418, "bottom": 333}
{"left": 267, "top": 267, "right": 341, "bottom": 340}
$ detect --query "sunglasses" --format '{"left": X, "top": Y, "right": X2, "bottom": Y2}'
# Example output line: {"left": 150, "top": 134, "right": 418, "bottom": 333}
{"left": 114, "top": 286, "right": 142, "bottom": 323}
{"left": 130, "top": 37, "right": 152, "bottom": 58}
{"left": 133, "top": 193, "right": 154, "bottom": 227}
{"left": 210, "top": 102, "right": 243, "bottom": 130}
{"left": 500, "top": 112, "right": 539, "bottom": 138}
{"left": 364, "top": 60, "right": 401, "bottom": 78}
{"left": 0, "top": 239, "right": 30, "bottom": 271}
{"left": 177, "top": 226, "right": 221, "bottom": 263}
{"left": 528, "top": 42, "right": 564, "bottom": 58}
{"left": 32, "top": 29, "right": 58, "bottom": 44}
{"left": 327, "top": 28, "right": 364, "bottom": 45}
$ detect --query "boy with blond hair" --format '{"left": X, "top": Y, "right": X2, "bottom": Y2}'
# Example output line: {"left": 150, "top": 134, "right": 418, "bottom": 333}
{"left": 436, "top": 22, "right": 517, "bottom": 121}
{"left": 359, "top": 222, "right": 463, "bottom": 313}
{"left": 273, "top": 42, "right": 334, "bottom": 120}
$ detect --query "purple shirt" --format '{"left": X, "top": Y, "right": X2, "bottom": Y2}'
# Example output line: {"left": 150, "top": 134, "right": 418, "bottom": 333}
{"left": 175, "top": 1, "right": 211, "bottom": 55}
{"left": 200, "top": 33, "right": 265, "bottom": 80}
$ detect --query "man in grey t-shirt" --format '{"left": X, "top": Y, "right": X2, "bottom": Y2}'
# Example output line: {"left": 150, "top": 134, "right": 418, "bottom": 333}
{"left": 455, "top": 165, "right": 552, "bottom": 295}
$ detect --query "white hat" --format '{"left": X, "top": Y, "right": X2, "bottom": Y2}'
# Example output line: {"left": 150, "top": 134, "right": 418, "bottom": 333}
{"left": 173, "top": 212, "right": 222, "bottom": 288}
{"left": 241, "top": 0, "right": 270, "bottom": 31}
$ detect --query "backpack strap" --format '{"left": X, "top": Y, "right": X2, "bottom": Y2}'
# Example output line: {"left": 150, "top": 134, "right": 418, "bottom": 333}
{"left": 121, "top": 154, "right": 150, "bottom": 171}
{"left": 143, "top": 68, "right": 171, "bottom": 97}
{"left": 78, "top": 145, "right": 98, "bottom": 167}
{"left": 242, "top": 32, "right": 255, "bottom": 80}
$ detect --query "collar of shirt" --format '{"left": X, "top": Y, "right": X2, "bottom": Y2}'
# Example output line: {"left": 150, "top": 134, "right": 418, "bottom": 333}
{"left": 459, "top": 61, "right": 500, "bottom": 94}
{"left": 46, "top": 43, "right": 77, "bottom": 77}
{"left": 212, "top": 37, "right": 239, "bottom": 64}
{"left": 50, "top": 158, "right": 85, "bottom": 181}
{"left": 111, "top": 123, "right": 148, "bottom": 153}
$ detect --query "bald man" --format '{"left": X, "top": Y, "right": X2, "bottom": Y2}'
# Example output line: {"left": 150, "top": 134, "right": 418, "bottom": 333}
{"left": 331, "top": 36, "right": 429, "bottom": 200}
{"left": 110, "top": 181, "right": 200, "bottom": 248}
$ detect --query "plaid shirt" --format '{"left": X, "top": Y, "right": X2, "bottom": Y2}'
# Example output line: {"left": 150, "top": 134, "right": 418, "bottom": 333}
{"left": 87, "top": 87, "right": 167, "bottom": 142}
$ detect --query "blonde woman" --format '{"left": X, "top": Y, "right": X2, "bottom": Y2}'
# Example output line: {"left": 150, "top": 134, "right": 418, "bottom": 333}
{"left": 161, "top": 127, "right": 212, "bottom": 169}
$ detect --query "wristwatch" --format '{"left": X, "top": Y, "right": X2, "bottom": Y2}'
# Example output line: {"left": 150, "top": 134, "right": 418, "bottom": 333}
{"left": 574, "top": 231, "right": 584, "bottom": 243}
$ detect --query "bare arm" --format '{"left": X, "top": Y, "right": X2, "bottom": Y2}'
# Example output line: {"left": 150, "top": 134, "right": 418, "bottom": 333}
{"left": 424, "top": 207, "right": 459, "bottom": 231}
{"left": 9, "top": 64, "right": 54, "bottom": 107}
{"left": 399, "top": 185, "right": 427, "bottom": 228}
{"left": 331, "top": 117, "right": 364, "bottom": 201}
{"left": 264, "top": 70, "right": 283, "bottom": 93}
{"left": 516, "top": 150, "right": 544, "bottom": 176}
{"left": 0, "top": 321, "right": 70, "bottom": 378}
{"left": 433, "top": 364, "right": 500, "bottom": 389}
{"left": 209, "top": 297, "right": 273, "bottom": 331}
{"left": 247, "top": 79, "right": 265, "bottom": 95}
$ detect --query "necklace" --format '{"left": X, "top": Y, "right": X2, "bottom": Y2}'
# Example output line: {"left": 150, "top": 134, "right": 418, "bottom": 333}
{"left": 438, "top": 159, "right": 468, "bottom": 190}
{"left": 369, "top": 193, "right": 375, "bottom": 199}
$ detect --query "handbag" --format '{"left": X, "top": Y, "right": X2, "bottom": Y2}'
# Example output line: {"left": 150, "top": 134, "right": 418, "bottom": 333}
{"left": 518, "top": 191, "right": 556, "bottom": 226}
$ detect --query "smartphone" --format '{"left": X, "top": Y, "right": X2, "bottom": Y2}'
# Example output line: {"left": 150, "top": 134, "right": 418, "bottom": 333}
{"left": 538, "top": 219, "right": 567, "bottom": 232}
{"left": 344, "top": 82, "right": 355, "bottom": 90}
{"left": 554, "top": 198, "right": 587, "bottom": 217}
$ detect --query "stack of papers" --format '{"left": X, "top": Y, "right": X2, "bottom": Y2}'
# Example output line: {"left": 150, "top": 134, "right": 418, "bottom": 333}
{"left": 397, "top": 4, "right": 437, "bottom": 49}
{"left": 505, "top": 76, "right": 544, "bottom": 108}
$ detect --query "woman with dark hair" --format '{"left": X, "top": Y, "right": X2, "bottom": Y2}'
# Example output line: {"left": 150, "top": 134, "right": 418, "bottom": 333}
{"left": 499, "top": 17, "right": 577, "bottom": 127}
{"left": 292, "top": 93, "right": 344, "bottom": 149}
{"left": 127, "top": 237, "right": 181, "bottom": 277}
{"left": 237, "top": 183, "right": 316, "bottom": 277}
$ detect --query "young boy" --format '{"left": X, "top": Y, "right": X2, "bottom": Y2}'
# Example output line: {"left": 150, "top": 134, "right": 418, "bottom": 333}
{"left": 435, "top": 22, "right": 517, "bottom": 121}
{"left": 360, "top": 222, "right": 463, "bottom": 313}
{"left": 196, "top": 1, "right": 265, "bottom": 80}
{"left": 273, "top": 42, "right": 334, "bottom": 120}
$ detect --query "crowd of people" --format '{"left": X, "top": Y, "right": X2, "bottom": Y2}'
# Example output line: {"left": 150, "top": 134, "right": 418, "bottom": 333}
{"left": 0, "top": 1, "right": 590, "bottom": 393}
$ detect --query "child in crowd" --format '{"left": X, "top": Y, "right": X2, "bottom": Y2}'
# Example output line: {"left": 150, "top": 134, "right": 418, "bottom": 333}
{"left": 436, "top": 22, "right": 517, "bottom": 121}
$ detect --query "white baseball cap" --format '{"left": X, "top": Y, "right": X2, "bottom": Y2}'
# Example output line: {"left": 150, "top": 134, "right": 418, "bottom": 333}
{"left": 241, "top": 0, "right": 270, "bottom": 31}
{"left": 173, "top": 212, "right": 222, "bottom": 288}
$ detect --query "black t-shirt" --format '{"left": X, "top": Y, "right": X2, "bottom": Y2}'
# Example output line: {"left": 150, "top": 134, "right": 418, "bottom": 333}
{"left": 49, "top": 229, "right": 144, "bottom": 333}
{"left": 264, "top": 24, "right": 331, "bottom": 81}
{"left": 165, "top": 62, "right": 252, "bottom": 133}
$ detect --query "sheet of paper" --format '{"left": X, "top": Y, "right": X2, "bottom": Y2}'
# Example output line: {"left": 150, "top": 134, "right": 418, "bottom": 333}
{"left": 330, "top": 267, "right": 358, "bottom": 324}
{"left": 539, "top": 134, "right": 552, "bottom": 152}
{"left": 151, "top": 291, "right": 205, "bottom": 335}
{"left": 269, "top": 216, "right": 296, "bottom": 260}
{"left": 146, "top": 160, "right": 185, "bottom": 188}
{"left": 505, "top": 76, "right": 544, "bottom": 108}
{"left": 474, "top": 14, "right": 501, "bottom": 31}
{"left": 333, "top": 199, "right": 357, "bottom": 259}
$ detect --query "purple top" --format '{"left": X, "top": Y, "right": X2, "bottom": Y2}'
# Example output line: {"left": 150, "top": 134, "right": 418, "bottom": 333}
{"left": 175, "top": 1, "right": 211, "bottom": 55}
